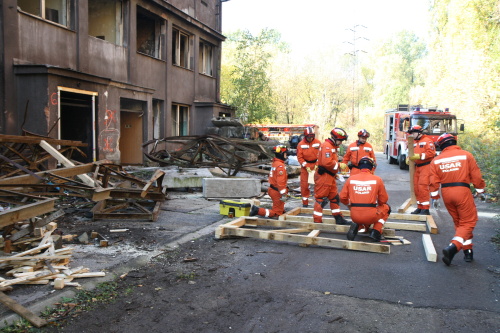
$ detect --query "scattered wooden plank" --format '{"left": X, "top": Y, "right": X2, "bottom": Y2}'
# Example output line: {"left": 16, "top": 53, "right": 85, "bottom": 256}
{"left": 39, "top": 140, "right": 95, "bottom": 187}
{"left": 0, "top": 291, "right": 47, "bottom": 328}
{"left": 422, "top": 234, "right": 437, "bottom": 262}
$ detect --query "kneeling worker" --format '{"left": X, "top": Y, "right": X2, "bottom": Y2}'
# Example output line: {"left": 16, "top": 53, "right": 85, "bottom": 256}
{"left": 250, "top": 145, "right": 289, "bottom": 218}
{"left": 339, "top": 157, "right": 391, "bottom": 241}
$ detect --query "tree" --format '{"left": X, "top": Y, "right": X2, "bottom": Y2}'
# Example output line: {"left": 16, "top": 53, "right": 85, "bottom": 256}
{"left": 221, "top": 29, "right": 289, "bottom": 123}
{"left": 371, "top": 31, "right": 427, "bottom": 109}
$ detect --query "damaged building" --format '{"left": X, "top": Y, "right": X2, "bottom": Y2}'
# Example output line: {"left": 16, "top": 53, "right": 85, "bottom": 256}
{"left": 0, "top": 0, "right": 233, "bottom": 164}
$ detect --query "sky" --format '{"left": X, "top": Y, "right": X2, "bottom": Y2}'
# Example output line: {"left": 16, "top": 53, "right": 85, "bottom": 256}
{"left": 221, "top": 0, "right": 430, "bottom": 56}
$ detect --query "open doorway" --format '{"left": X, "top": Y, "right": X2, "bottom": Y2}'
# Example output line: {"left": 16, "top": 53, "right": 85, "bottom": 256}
{"left": 59, "top": 90, "right": 96, "bottom": 163}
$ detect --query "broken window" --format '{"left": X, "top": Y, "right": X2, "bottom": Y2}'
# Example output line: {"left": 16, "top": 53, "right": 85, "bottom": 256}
{"left": 199, "top": 40, "right": 213, "bottom": 76}
{"left": 172, "top": 28, "right": 191, "bottom": 69}
{"left": 88, "top": 0, "right": 124, "bottom": 45}
{"left": 172, "top": 104, "right": 189, "bottom": 136}
{"left": 136, "top": 6, "right": 165, "bottom": 59}
{"left": 18, "top": 0, "right": 72, "bottom": 27}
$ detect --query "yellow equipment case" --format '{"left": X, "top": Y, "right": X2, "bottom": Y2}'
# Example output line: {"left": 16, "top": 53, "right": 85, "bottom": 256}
{"left": 219, "top": 200, "right": 251, "bottom": 217}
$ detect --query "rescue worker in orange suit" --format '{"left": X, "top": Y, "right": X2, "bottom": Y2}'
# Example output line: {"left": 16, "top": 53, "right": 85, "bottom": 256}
{"left": 340, "top": 129, "right": 377, "bottom": 176}
{"left": 340, "top": 157, "right": 391, "bottom": 242}
{"left": 429, "top": 133, "right": 486, "bottom": 266}
{"left": 406, "top": 125, "right": 436, "bottom": 215}
{"left": 297, "top": 127, "right": 321, "bottom": 207}
{"left": 250, "top": 145, "right": 289, "bottom": 218}
{"left": 313, "top": 128, "right": 349, "bottom": 225}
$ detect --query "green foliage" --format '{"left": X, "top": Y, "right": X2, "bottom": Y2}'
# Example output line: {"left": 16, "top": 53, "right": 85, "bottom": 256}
{"left": 459, "top": 132, "right": 500, "bottom": 198}
{"left": 221, "top": 29, "right": 289, "bottom": 123}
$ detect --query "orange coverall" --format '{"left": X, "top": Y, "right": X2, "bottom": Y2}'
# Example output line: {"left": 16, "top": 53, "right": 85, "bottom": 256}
{"left": 255, "top": 157, "right": 288, "bottom": 218}
{"left": 339, "top": 169, "right": 390, "bottom": 233}
{"left": 297, "top": 137, "right": 321, "bottom": 206}
{"left": 429, "top": 145, "right": 485, "bottom": 252}
{"left": 342, "top": 141, "right": 376, "bottom": 176}
{"left": 411, "top": 135, "right": 436, "bottom": 210}
{"left": 313, "top": 139, "right": 342, "bottom": 223}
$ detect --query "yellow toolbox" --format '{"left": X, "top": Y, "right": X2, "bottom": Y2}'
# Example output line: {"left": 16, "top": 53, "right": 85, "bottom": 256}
{"left": 219, "top": 200, "right": 251, "bottom": 217}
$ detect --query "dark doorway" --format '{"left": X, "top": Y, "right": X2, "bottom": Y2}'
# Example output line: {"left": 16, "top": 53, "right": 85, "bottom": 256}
{"left": 60, "top": 91, "right": 95, "bottom": 163}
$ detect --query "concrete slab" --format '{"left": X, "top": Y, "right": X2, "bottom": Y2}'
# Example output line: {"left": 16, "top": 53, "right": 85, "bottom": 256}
{"left": 203, "top": 178, "right": 262, "bottom": 198}
{"left": 161, "top": 168, "right": 213, "bottom": 188}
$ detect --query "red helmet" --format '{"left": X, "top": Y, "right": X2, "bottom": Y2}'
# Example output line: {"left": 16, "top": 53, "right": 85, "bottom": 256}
{"left": 407, "top": 125, "right": 424, "bottom": 134}
{"left": 304, "top": 127, "right": 315, "bottom": 138}
{"left": 272, "top": 145, "right": 287, "bottom": 153}
{"left": 330, "top": 128, "right": 348, "bottom": 141}
{"left": 358, "top": 129, "right": 370, "bottom": 138}
{"left": 435, "top": 133, "right": 457, "bottom": 148}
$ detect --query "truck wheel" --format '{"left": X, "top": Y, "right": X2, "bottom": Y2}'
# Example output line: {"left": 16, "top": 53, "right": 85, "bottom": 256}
{"left": 398, "top": 154, "right": 408, "bottom": 170}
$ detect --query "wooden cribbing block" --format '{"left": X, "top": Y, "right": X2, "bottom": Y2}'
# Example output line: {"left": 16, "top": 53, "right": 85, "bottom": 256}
{"left": 0, "top": 291, "right": 47, "bottom": 327}
{"left": 422, "top": 234, "right": 437, "bottom": 262}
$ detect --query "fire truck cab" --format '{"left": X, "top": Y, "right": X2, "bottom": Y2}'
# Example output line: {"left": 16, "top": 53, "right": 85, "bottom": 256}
{"left": 384, "top": 104, "right": 464, "bottom": 170}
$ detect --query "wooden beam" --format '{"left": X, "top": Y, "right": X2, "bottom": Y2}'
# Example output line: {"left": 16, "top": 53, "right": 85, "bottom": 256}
{"left": 0, "top": 196, "right": 55, "bottom": 228}
{"left": 220, "top": 227, "right": 390, "bottom": 253}
{"left": 422, "top": 234, "right": 437, "bottom": 262}
{"left": 0, "top": 291, "right": 47, "bottom": 328}
{"left": 398, "top": 197, "right": 413, "bottom": 213}
{"left": 0, "top": 134, "right": 87, "bottom": 147}
{"left": 0, "top": 163, "right": 97, "bottom": 186}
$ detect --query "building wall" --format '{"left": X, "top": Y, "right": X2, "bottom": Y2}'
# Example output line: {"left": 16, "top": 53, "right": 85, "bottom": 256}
{"left": 0, "top": 0, "right": 232, "bottom": 165}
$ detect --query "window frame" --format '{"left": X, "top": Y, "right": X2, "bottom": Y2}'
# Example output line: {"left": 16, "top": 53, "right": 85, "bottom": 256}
{"left": 172, "top": 28, "right": 191, "bottom": 69}
{"left": 18, "top": 0, "right": 72, "bottom": 28}
{"left": 199, "top": 40, "right": 214, "bottom": 76}
{"left": 136, "top": 6, "right": 165, "bottom": 60}
{"left": 171, "top": 104, "right": 189, "bottom": 136}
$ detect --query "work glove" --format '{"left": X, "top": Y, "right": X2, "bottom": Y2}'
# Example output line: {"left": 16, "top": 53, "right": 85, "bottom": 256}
{"left": 405, "top": 157, "right": 409, "bottom": 165}
{"left": 306, "top": 167, "right": 312, "bottom": 173}
{"left": 432, "top": 199, "right": 440, "bottom": 209}
{"left": 314, "top": 165, "right": 318, "bottom": 171}
{"left": 280, "top": 195, "right": 288, "bottom": 202}
{"left": 339, "top": 163, "right": 349, "bottom": 173}
{"left": 474, "top": 190, "right": 486, "bottom": 201}
{"left": 409, "top": 154, "right": 421, "bottom": 161}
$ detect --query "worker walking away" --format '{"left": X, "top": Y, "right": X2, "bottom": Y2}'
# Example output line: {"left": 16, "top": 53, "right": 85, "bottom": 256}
{"left": 429, "top": 133, "right": 486, "bottom": 266}
{"left": 340, "top": 157, "right": 391, "bottom": 242}
{"left": 406, "top": 125, "right": 436, "bottom": 215}
{"left": 341, "top": 129, "right": 376, "bottom": 176}
{"left": 250, "top": 145, "right": 289, "bottom": 218}
{"left": 297, "top": 127, "right": 321, "bottom": 207}
{"left": 313, "top": 128, "right": 349, "bottom": 225}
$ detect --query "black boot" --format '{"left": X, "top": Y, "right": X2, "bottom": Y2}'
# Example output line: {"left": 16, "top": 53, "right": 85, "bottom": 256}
{"left": 442, "top": 243, "right": 458, "bottom": 266}
{"left": 347, "top": 223, "right": 359, "bottom": 241}
{"left": 464, "top": 249, "right": 474, "bottom": 262}
{"left": 369, "top": 229, "right": 381, "bottom": 242}
{"left": 334, "top": 214, "right": 348, "bottom": 225}
{"left": 411, "top": 208, "right": 422, "bottom": 214}
{"left": 420, "top": 209, "right": 430, "bottom": 215}
{"left": 249, "top": 205, "right": 260, "bottom": 216}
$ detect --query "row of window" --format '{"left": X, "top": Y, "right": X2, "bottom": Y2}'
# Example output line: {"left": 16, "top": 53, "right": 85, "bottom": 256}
{"left": 18, "top": 0, "right": 214, "bottom": 76}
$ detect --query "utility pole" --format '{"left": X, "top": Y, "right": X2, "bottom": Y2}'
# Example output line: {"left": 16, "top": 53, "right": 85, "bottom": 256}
{"left": 345, "top": 25, "right": 368, "bottom": 124}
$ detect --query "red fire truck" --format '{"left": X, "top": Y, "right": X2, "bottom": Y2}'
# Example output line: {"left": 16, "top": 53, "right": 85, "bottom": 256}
{"left": 384, "top": 104, "right": 464, "bottom": 170}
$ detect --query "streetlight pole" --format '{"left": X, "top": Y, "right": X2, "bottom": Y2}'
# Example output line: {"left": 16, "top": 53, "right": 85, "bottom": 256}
{"left": 345, "top": 25, "right": 368, "bottom": 124}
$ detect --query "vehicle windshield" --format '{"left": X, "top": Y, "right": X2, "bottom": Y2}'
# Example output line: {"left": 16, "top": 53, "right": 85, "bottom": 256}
{"left": 411, "top": 115, "right": 457, "bottom": 135}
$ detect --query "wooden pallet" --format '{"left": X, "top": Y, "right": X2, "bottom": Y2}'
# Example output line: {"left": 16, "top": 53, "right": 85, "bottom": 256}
{"left": 215, "top": 216, "right": 391, "bottom": 254}
{"left": 281, "top": 207, "right": 438, "bottom": 234}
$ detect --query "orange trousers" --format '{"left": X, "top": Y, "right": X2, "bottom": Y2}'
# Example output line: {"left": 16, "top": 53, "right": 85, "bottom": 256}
{"left": 442, "top": 187, "right": 478, "bottom": 251}
{"left": 313, "top": 173, "right": 341, "bottom": 223}
{"left": 257, "top": 187, "right": 285, "bottom": 218}
{"left": 414, "top": 164, "right": 432, "bottom": 209}
{"left": 350, "top": 204, "right": 390, "bottom": 233}
{"left": 299, "top": 167, "right": 313, "bottom": 206}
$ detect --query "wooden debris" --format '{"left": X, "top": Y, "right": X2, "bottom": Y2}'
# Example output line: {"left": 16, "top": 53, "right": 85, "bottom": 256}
{"left": 0, "top": 291, "right": 48, "bottom": 328}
